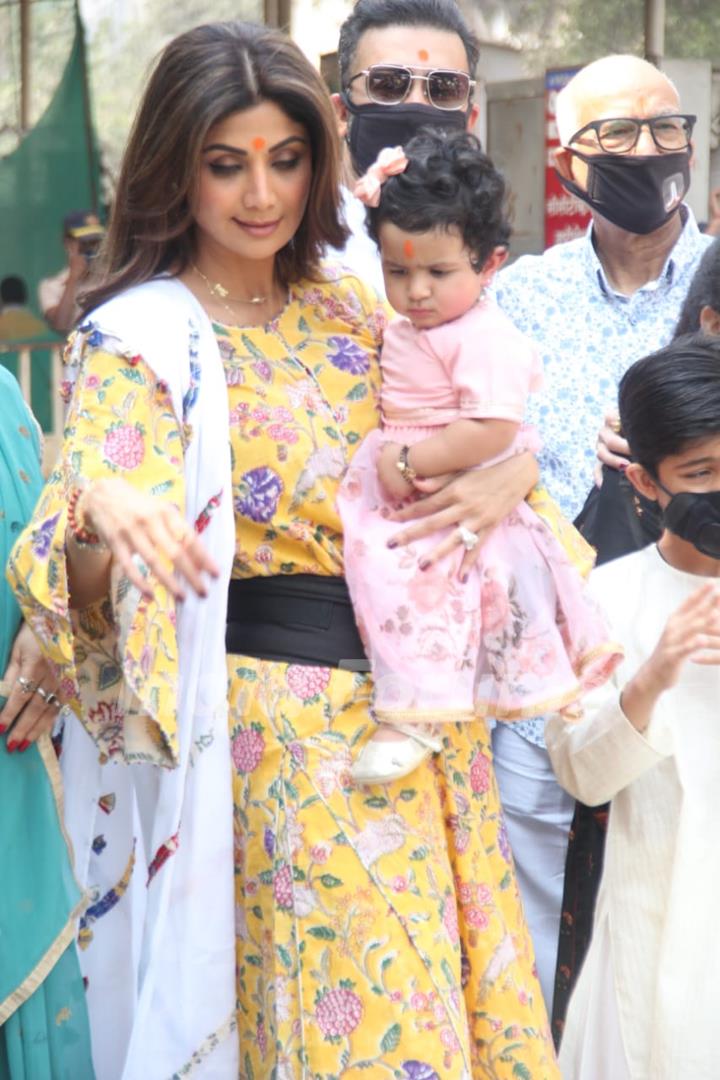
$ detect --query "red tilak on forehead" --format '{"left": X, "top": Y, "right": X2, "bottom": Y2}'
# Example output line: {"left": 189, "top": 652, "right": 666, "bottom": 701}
{"left": 403, "top": 239, "right": 415, "bottom": 258}
{"left": 418, "top": 48, "right": 429, "bottom": 61}
{"left": 251, "top": 136, "right": 266, "bottom": 151}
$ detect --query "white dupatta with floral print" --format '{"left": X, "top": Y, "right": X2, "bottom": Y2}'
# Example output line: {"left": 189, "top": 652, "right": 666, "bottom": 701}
{"left": 60, "top": 278, "right": 237, "bottom": 1079}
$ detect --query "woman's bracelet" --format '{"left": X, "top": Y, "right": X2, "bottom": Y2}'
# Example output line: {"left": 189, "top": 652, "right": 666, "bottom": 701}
{"left": 67, "top": 486, "right": 108, "bottom": 550}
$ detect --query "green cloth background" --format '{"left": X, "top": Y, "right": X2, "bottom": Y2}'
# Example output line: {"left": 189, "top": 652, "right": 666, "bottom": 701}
{"left": 0, "top": 3, "right": 102, "bottom": 433}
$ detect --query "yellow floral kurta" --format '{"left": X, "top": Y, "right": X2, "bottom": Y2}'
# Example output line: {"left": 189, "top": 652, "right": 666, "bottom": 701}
{"left": 10, "top": 270, "right": 562, "bottom": 1078}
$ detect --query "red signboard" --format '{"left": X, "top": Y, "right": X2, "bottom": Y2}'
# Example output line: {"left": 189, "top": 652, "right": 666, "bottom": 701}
{"left": 545, "top": 68, "right": 591, "bottom": 248}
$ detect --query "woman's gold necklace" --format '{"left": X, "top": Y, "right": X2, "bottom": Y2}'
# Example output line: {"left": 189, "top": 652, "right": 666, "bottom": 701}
{"left": 192, "top": 263, "right": 268, "bottom": 323}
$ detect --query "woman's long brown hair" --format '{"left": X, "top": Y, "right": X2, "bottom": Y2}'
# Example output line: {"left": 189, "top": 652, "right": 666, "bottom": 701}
{"left": 82, "top": 21, "right": 348, "bottom": 315}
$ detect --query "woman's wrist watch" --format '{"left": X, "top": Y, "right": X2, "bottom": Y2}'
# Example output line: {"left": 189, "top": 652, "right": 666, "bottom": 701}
{"left": 396, "top": 445, "right": 417, "bottom": 484}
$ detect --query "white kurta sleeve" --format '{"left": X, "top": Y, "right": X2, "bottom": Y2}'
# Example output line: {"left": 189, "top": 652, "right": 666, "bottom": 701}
{"left": 546, "top": 672, "right": 675, "bottom": 806}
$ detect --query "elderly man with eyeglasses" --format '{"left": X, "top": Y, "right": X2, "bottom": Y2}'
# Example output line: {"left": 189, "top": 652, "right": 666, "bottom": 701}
{"left": 493, "top": 53, "right": 712, "bottom": 1034}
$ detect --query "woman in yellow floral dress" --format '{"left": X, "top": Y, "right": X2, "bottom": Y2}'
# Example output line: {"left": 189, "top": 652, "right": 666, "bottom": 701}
{"left": 8, "top": 20, "right": 565, "bottom": 1080}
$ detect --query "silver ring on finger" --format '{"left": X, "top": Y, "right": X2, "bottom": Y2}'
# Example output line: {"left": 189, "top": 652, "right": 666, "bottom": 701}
{"left": 36, "top": 686, "right": 62, "bottom": 709}
{"left": 17, "top": 675, "right": 39, "bottom": 695}
{"left": 457, "top": 525, "right": 479, "bottom": 552}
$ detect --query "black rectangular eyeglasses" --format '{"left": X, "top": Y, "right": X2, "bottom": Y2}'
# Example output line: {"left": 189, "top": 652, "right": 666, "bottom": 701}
{"left": 568, "top": 114, "right": 696, "bottom": 154}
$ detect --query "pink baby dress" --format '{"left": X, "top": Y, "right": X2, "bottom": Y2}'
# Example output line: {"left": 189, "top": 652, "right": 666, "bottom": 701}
{"left": 337, "top": 297, "right": 622, "bottom": 724}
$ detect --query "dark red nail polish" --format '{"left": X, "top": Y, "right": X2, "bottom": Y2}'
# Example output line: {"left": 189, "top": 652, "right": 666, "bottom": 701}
{"left": 0, "top": 725, "right": 7, "bottom": 735}
{"left": 460, "top": 573, "right": 468, "bottom": 584}
{"left": 419, "top": 559, "right": 430, "bottom": 571}
{"left": 618, "top": 462, "right": 629, "bottom": 472}
{"left": 6, "top": 741, "right": 17, "bottom": 753}
{"left": 18, "top": 740, "right": 30, "bottom": 753}
{"left": 387, "top": 540, "right": 397, "bottom": 549}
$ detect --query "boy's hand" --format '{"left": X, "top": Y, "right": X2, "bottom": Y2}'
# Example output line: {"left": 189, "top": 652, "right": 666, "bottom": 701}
{"left": 621, "top": 583, "right": 720, "bottom": 732}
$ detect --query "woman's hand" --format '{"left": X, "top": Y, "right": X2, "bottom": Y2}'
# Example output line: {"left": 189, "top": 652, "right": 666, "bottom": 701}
{"left": 78, "top": 478, "right": 220, "bottom": 601}
{"left": 386, "top": 452, "right": 538, "bottom": 579}
{"left": 596, "top": 409, "right": 630, "bottom": 476}
{"left": 0, "top": 622, "right": 62, "bottom": 750}
{"left": 620, "top": 583, "right": 720, "bottom": 733}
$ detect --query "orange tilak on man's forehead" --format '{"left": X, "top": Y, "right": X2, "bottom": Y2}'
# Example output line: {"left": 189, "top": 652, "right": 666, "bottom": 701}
{"left": 251, "top": 136, "right": 266, "bottom": 151}
{"left": 418, "top": 48, "right": 429, "bottom": 61}
{"left": 403, "top": 239, "right": 415, "bottom": 258}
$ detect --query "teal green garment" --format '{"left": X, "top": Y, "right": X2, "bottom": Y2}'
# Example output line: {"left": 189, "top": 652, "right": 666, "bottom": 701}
{"left": 0, "top": 368, "right": 95, "bottom": 1078}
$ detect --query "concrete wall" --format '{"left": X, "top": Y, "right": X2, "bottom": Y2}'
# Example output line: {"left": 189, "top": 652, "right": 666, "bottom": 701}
{"left": 290, "top": 0, "right": 351, "bottom": 77}
{"left": 662, "top": 58, "right": 712, "bottom": 226}
{"left": 486, "top": 78, "right": 545, "bottom": 258}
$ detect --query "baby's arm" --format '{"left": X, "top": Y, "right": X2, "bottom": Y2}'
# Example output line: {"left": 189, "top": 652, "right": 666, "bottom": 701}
{"left": 377, "top": 418, "right": 518, "bottom": 499}
{"left": 404, "top": 417, "right": 518, "bottom": 476}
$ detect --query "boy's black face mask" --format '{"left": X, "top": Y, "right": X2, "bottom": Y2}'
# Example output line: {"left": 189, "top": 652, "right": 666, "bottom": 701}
{"left": 557, "top": 148, "right": 691, "bottom": 235}
{"left": 659, "top": 484, "right": 720, "bottom": 559}
{"left": 341, "top": 95, "right": 467, "bottom": 176}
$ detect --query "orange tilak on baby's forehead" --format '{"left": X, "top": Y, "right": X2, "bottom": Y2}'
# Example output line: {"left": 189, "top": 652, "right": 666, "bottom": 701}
{"left": 403, "top": 239, "right": 415, "bottom": 258}
{"left": 251, "top": 136, "right": 266, "bottom": 151}
{"left": 418, "top": 49, "right": 429, "bottom": 61}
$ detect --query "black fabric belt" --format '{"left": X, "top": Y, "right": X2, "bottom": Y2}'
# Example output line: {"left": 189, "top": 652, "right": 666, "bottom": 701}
{"left": 226, "top": 574, "right": 367, "bottom": 669}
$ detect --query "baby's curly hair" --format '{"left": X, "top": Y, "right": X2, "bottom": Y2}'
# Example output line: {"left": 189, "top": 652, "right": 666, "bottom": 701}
{"left": 367, "top": 129, "right": 510, "bottom": 270}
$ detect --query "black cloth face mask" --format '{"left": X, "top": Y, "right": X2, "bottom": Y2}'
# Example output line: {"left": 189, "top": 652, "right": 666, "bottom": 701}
{"left": 341, "top": 96, "right": 467, "bottom": 176}
{"left": 557, "top": 148, "right": 691, "bottom": 235}
{"left": 658, "top": 483, "right": 720, "bottom": 559}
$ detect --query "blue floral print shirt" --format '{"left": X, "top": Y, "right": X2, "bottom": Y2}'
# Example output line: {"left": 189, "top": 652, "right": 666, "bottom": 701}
{"left": 496, "top": 209, "right": 711, "bottom": 521}
{"left": 495, "top": 208, "right": 711, "bottom": 746}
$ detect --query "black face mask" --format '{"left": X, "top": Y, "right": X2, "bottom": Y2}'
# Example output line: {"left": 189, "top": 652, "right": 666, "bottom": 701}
{"left": 660, "top": 485, "right": 720, "bottom": 559}
{"left": 557, "top": 148, "right": 691, "bottom": 235}
{"left": 341, "top": 96, "right": 467, "bottom": 176}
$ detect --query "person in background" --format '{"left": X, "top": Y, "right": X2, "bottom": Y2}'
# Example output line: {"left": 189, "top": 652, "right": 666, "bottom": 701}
{"left": 38, "top": 210, "right": 105, "bottom": 336}
{"left": 547, "top": 335, "right": 720, "bottom": 1080}
{"left": 700, "top": 185, "right": 720, "bottom": 236}
{"left": 493, "top": 53, "right": 712, "bottom": 1020}
{"left": 332, "top": 0, "right": 480, "bottom": 294}
{"left": 0, "top": 276, "right": 48, "bottom": 340}
{"left": 0, "top": 365, "right": 94, "bottom": 1079}
{"left": 330, "top": 0, "right": 585, "bottom": 704}
{"left": 674, "top": 234, "right": 720, "bottom": 336}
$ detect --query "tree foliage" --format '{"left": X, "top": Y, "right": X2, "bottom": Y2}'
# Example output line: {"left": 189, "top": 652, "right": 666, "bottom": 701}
{"left": 468, "top": 0, "right": 720, "bottom": 67}
{"left": 0, "top": 0, "right": 262, "bottom": 180}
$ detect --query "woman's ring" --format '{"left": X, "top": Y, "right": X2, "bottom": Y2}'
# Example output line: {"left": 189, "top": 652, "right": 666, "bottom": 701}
{"left": 36, "top": 686, "right": 62, "bottom": 708}
{"left": 17, "top": 675, "right": 38, "bottom": 695}
{"left": 608, "top": 417, "right": 622, "bottom": 434}
{"left": 458, "top": 525, "right": 479, "bottom": 552}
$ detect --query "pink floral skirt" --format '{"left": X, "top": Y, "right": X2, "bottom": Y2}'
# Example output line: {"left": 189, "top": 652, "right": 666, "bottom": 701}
{"left": 337, "top": 428, "right": 622, "bottom": 723}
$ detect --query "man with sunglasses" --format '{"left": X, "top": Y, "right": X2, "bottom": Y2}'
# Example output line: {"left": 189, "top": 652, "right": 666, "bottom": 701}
{"left": 493, "top": 53, "right": 712, "bottom": 1027}
{"left": 329, "top": 3, "right": 577, "bottom": 1007}
{"left": 331, "top": 0, "right": 480, "bottom": 292}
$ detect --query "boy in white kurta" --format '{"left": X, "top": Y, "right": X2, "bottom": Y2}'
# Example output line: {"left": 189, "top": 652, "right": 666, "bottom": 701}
{"left": 546, "top": 333, "right": 720, "bottom": 1080}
